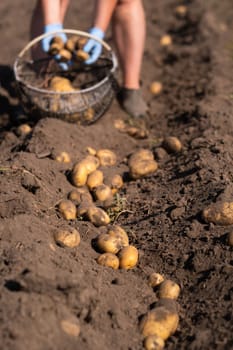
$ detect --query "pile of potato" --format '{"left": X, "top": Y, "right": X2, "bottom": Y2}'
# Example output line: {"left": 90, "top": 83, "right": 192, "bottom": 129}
{"left": 49, "top": 35, "right": 89, "bottom": 63}
{"left": 140, "top": 273, "right": 181, "bottom": 349}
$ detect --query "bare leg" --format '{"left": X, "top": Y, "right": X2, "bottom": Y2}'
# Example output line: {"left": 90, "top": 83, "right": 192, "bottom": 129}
{"left": 60, "top": 0, "right": 70, "bottom": 22}
{"left": 112, "top": 0, "right": 146, "bottom": 89}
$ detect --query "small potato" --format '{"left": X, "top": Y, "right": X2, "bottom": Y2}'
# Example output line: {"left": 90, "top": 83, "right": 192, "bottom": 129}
{"left": 58, "top": 200, "right": 77, "bottom": 220}
{"left": 49, "top": 37, "right": 64, "bottom": 55}
{"left": 140, "top": 307, "right": 179, "bottom": 340}
{"left": 60, "top": 319, "right": 80, "bottom": 337}
{"left": 83, "top": 108, "right": 95, "bottom": 122}
{"left": 87, "top": 206, "right": 110, "bottom": 226}
{"left": 93, "top": 184, "right": 113, "bottom": 202}
{"left": 77, "top": 200, "right": 94, "bottom": 217}
{"left": 59, "top": 49, "right": 72, "bottom": 62}
{"left": 75, "top": 49, "right": 90, "bottom": 62}
{"left": 150, "top": 82, "right": 163, "bottom": 96}
{"left": 158, "top": 280, "right": 180, "bottom": 300}
{"left": 129, "top": 159, "right": 158, "bottom": 179}
{"left": 118, "top": 245, "right": 138, "bottom": 269}
{"left": 228, "top": 231, "right": 233, "bottom": 246}
{"left": 68, "top": 188, "right": 92, "bottom": 205}
{"left": 54, "top": 228, "right": 80, "bottom": 248}
{"left": 104, "top": 174, "right": 124, "bottom": 195}
{"left": 86, "top": 146, "right": 97, "bottom": 156}
{"left": 97, "top": 253, "right": 120, "bottom": 269}
{"left": 72, "top": 165, "right": 88, "bottom": 187}
{"left": 73, "top": 155, "right": 100, "bottom": 174}
{"left": 65, "top": 35, "right": 79, "bottom": 51}
{"left": 160, "top": 35, "right": 172, "bottom": 47}
{"left": 202, "top": 202, "right": 233, "bottom": 226}
{"left": 175, "top": 5, "right": 187, "bottom": 18}
{"left": 144, "top": 335, "right": 165, "bottom": 350}
{"left": 55, "top": 151, "right": 71, "bottom": 163}
{"left": 86, "top": 170, "right": 104, "bottom": 190}
{"left": 96, "top": 233, "right": 121, "bottom": 254}
{"left": 96, "top": 149, "right": 117, "bottom": 167}
{"left": 16, "top": 123, "right": 32, "bottom": 136}
{"left": 49, "top": 76, "right": 75, "bottom": 92}
{"left": 162, "top": 136, "right": 182, "bottom": 153}
{"left": 148, "top": 273, "right": 164, "bottom": 288}
{"left": 108, "top": 225, "right": 129, "bottom": 247}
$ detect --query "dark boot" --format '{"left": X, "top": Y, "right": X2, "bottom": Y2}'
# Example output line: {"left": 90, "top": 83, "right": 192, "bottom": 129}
{"left": 117, "top": 87, "right": 148, "bottom": 118}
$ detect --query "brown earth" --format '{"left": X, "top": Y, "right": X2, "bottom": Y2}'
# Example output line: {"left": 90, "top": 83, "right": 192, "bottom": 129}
{"left": 0, "top": 0, "right": 233, "bottom": 349}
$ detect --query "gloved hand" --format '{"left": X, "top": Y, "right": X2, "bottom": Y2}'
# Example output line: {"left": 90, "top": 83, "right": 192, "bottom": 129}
{"left": 42, "top": 23, "right": 68, "bottom": 70}
{"left": 83, "top": 27, "right": 105, "bottom": 65}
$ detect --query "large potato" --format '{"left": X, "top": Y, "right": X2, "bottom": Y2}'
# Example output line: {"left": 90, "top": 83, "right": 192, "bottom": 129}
{"left": 96, "top": 149, "right": 117, "bottom": 167}
{"left": 118, "top": 245, "right": 138, "bottom": 269}
{"left": 129, "top": 159, "right": 158, "bottom": 179}
{"left": 96, "top": 233, "right": 122, "bottom": 254}
{"left": 158, "top": 280, "right": 180, "bottom": 300}
{"left": 86, "top": 206, "right": 110, "bottom": 226}
{"left": 108, "top": 225, "right": 129, "bottom": 247}
{"left": 140, "top": 307, "right": 179, "bottom": 340}
{"left": 54, "top": 228, "right": 80, "bottom": 248}
{"left": 202, "top": 202, "right": 233, "bottom": 225}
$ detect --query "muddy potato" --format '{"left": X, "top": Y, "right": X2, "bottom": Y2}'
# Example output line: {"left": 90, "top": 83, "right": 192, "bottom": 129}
{"left": 86, "top": 170, "right": 104, "bottom": 190}
{"left": 86, "top": 146, "right": 97, "bottom": 156}
{"left": 129, "top": 158, "right": 158, "bottom": 179}
{"left": 96, "top": 233, "right": 121, "bottom": 254}
{"left": 87, "top": 206, "right": 110, "bottom": 226}
{"left": 202, "top": 202, "right": 233, "bottom": 225}
{"left": 68, "top": 187, "right": 92, "bottom": 205}
{"left": 73, "top": 155, "right": 100, "bottom": 174}
{"left": 97, "top": 253, "right": 120, "bottom": 269}
{"left": 72, "top": 156, "right": 100, "bottom": 187}
{"left": 148, "top": 273, "right": 165, "bottom": 288}
{"left": 75, "top": 49, "right": 90, "bottom": 61}
{"left": 93, "top": 184, "right": 112, "bottom": 202}
{"left": 175, "top": 5, "right": 187, "bottom": 18}
{"left": 160, "top": 35, "right": 172, "bottom": 47}
{"left": 129, "top": 149, "right": 154, "bottom": 166}
{"left": 77, "top": 200, "right": 94, "bottom": 217}
{"left": 140, "top": 307, "right": 179, "bottom": 340}
{"left": 59, "top": 48, "right": 72, "bottom": 62}
{"left": 158, "top": 280, "right": 180, "bottom": 300}
{"left": 60, "top": 319, "right": 80, "bottom": 337}
{"left": 144, "top": 335, "right": 165, "bottom": 350}
{"left": 108, "top": 225, "right": 129, "bottom": 247}
{"left": 150, "top": 82, "right": 163, "bottom": 96}
{"left": 118, "top": 245, "right": 138, "bottom": 269}
{"left": 58, "top": 200, "right": 77, "bottom": 220}
{"left": 16, "top": 123, "right": 32, "bottom": 137}
{"left": 54, "top": 228, "right": 80, "bottom": 248}
{"left": 55, "top": 151, "right": 71, "bottom": 163}
{"left": 162, "top": 136, "right": 182, "bottom": 153}
{"left": 104, "top": 174, "right": 124, "bottom": 195}
{"left": 96, "top": 149, "right": 117, "bottom": 167}
{"left": 49, "top": 76, "right": 75, "bottom": 92}
{"left": 126, "top": 126, "right": 149, "bottom": 139}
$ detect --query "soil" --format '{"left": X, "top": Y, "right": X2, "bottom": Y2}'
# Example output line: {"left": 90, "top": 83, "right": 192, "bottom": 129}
{"left": 0, "top": 1, "right": 233, "bottom": 349}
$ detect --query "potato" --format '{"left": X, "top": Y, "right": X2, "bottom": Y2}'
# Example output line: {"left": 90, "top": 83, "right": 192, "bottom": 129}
{"left": 55, "top": 151, "right": 71, "bottom": 163}
{"left": 60, "top": 319, "right": 80, "bottom": 337}
{"left": 228, "top": 231, "right": 233, "bottom": 246}
{"left": 83, "top": 108, "right": 95, "bottom": 122}
{"left": 118, "top": 245, "right": 138, "bottom": 269}
{"left": 160, "top": 35, "right": 172, "bottom": 47}
{"left": 144, "top": 335, "right": 165, "bottom": 350}
{"left": 73, "top": 156, "right": 100, "bottom": 174}
{"left": 54, "top": 228, "right": 80, "bottom": 248}
{"left": 96, "top": 149, "right": 117, "bottom": 167}
{"left": 175, "top": 5, "right": 187, "bottom": 18}
{"left": 75, "top": 49, "right": 90, "bottom": 62}
{"left": 72, "top": 165, "right": 88, "bottom": 187}
{"left": 97, "top": 253, "right": 120, "bottom": 269}
{"left": 162, "top": 136, "right": 182, "bottom": 153}
{"left": 49, "top": 76, "right": 75, "bottom": 92}
{"left": 86, "top": 146, "right": 97, "bottom": 156}
{"left": 65, "top": 35, "right": 79, "bottom": 51}
{"left": 87, "top": 206, "right": 110, "bottom": 226}
{"left": 96, "top": 233, "right": 121, "bottom": 254}
{"left": 129, "top": 159, "right": 158, "bottom": 179}
{"left": 148, "top": 273, "right": 164, "bottom": 288}
{"left": 16, "top": 123, "right": 32, "bottom": 136}
{"left": 58, "top": 200, "right": 77, "bottom": 220}
{"left": 202, "top": 202, "right": 233, "bottom": 225}
{"left": 68, "top": 188, "right": 92, "bottom": 205}
{"left": 77, "top": 200, "right": 94, "bottom": 217}
{"left": 110, "top": 174, "right": 124, "bottom": 194}
{"left": 140, "top": 307, "right": 179, "bottom": 340}
{"left": 108, "top": 225, "right": 129, "bottom": 247}
{"left": 128, "top": 149, "right": 154, "bottom": 166}
{"left": 126, "top": 126, "right": 149, "bottom": 139}
{"left": 49, "top": 36, "right": 64, "bottom": 55}
{"left": 150, "top": 82, "right": 163, "bottom": 96}
{"left": 158, "top": 280, "right": 180, "bottom": 300}
{"left": 86, "top": 170, "right": 104, "bottom": 190}
{"left": 59, "top": 48, "right": 72, "bottom": 62}
{"left": 93, "top": 184, "right": 112, "bottom": 202}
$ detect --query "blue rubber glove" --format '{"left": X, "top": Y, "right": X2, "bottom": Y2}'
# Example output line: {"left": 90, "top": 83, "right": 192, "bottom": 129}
{"left": 83, "top": 27, "right": 105, "bottom": 65}
{"left": 42, "top": 23, "right": 68, "bottom": 70}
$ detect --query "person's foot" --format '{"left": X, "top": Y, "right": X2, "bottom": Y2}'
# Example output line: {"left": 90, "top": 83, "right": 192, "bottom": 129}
{"left": 117, "top": 87, "right": 148, "bottom": 118}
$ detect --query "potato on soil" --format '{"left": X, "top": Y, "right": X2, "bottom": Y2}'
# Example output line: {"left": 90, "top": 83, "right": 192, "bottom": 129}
{"left": 54, "top": 228, "right": 80, "bottom": 248}
{"left": 86, "top": 146, "right": 97, "bottom": 156}
{"left": 118, "top": 245, "right": 138, "bottom": 269}
{"left": 49, "top": 76, "right": 75, "bottom": 92}
{"left": 202, "top": 202, "right": 233, "bottom": 225}
{"left": 77, "top": 200, "right": 94, "bottom": 217}
{"left": 86, "top": 170, "right": 104, "bottom": 190}
{"left": 73, "top": 155, "right": 100, "bottom": 174}
{"left": 148, "top": 273, "right": 164, "bottom": 288}
{"left": 150, "top": 82, "right": 163, "bottom": 96}
{"left": 156, "top": 298, "right": 179, "bottom": 314}
{"left": 160, "top": 35, "right": 172, "bottom": 47}
{"left": 60, "top": 319, "right": 80, "bottom": 337}
{"left": 95, "top": 233, "right": 122, "bottom": 254}
{"left": 158, "top": 280, "right": 180, "bottom": 300}
{"left": 72, "top": 156, "right": 100, "bottom": 187}
{"left": 97, "top": 253, "right": 120, "bottom": 269}
{"left": 104, "top": 174, "right": 124, "bottom": 195}
{"left": 96, "top": 149, "right": 117, "bottom": 167}
{"left": 108, "top": 225, "right": 129, "bottom": 247}
{"left": 58, "top": 200, "right": 77, "bottom": 220}
{"left": 129, "top": 159, "right": 158, "bottom": 179}
{"left": 139, "top": 307, "right": 179, "bottom": 340}
{"left": 86, "top": 206, "right": 110, "bottom": 226}
{"left": 68, "top": 188, "right": 92, "bottom": 205}
{"left": 93, "top": 184, "right": 113, "bottom": 202}
{"left": 16, "top": 123, "right": 32, "bottom": 136}
{"left": 162, "top": 136, "right": 182, "bottom": 153}
{"left": 55, "top": 151, "right": 71, "bottom": 163}
{"left": 129, "top": 149, "right": 154, "bottom": 165}
{"left": 143, "top": 335, "right": 165, "bottom": 350}
{"left": 175, "top": 5, "right": 187, "bottom": 18}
